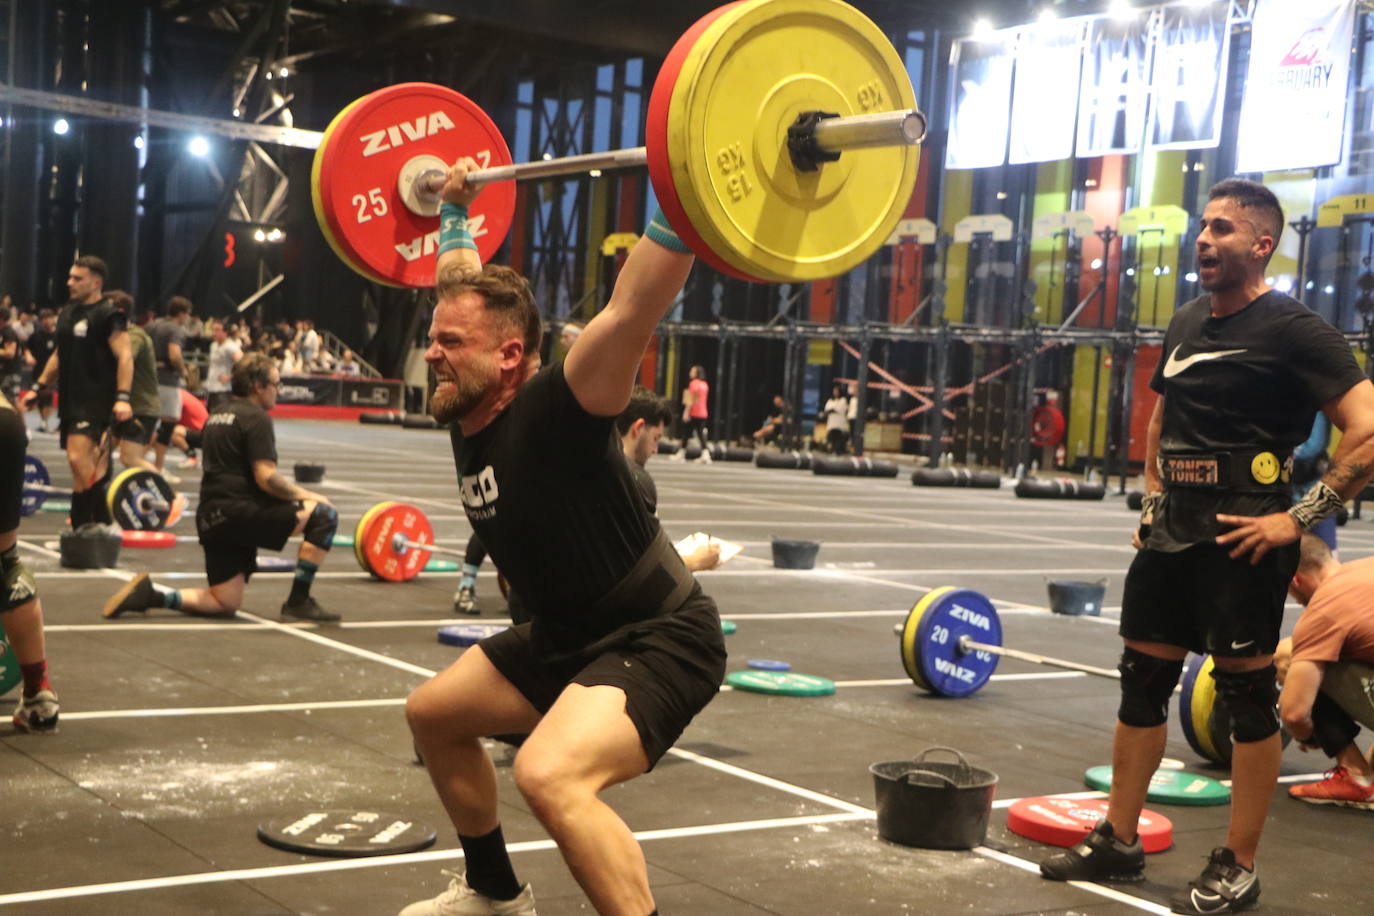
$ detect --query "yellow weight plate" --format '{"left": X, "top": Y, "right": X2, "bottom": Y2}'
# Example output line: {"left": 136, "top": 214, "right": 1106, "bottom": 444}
{"left": 666, "top": 0, "right": 919, "bottom": 283}
{"left": 311, "top": 94, "right": 396, "bottom": 287}
{"left": 1189, "top": 654, "right": 1223, "bottom": 765}
{"left": 900, "top": 586, "right": 956, "bottom": 690}
{"left": 353, "top": 501, "right": 396, "bottom": 575}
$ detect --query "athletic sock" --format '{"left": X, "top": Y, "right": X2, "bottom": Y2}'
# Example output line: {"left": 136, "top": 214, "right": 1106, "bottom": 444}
{"left": 458, "top": 824, "right": 522, "bottom": 901}
{"left": 91, "top": 470, "right": 114, "bottom": 524}
{"left": 69, "top": 488, "right": 91, "bottom": 527}
{"left": 20, "top": 660, "right": 50, "bottom": 698}
{"left": 288, "top": 559, "right": 319, "bottom": 604}
{"left": 152, "top": 583, "right": 182, "bottom": 610}
{"left": 459, "top": 564, "right": 479, "bottom": 589}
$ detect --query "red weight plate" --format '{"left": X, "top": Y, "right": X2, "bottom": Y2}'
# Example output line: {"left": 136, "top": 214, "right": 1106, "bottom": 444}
{"left": 317, "top": 83, "right": 515, "bottom": 288}
{"left": 1006, "top": 796, "right": 1173, "bottom": 853}
{"left": 1030, "top": 405, "right": 1066, "bottom": 447}
{"left": 313, "top": 94, "right": 394, "bottom": 286}
{"left": 121, "top": 530, "right": 177, "bottom": 549}
{"left": 360, "top": 501, "right": 434, "bottom": 582}
{"left": 645, "top": 2, "right": 760, "bottom": 282}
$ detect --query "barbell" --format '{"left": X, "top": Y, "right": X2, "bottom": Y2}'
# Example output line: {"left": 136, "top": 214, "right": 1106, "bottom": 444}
{"left": 310, "top": 0, "right": 925, "bottom": 287}
{"left": 23, "top": 455, "right": 184, "bottom": 531}
{"left": 896, "top": 587, "right": 1288, "bottom": 766}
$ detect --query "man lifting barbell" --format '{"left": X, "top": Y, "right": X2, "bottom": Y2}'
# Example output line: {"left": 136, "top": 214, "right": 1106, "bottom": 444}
{"left": 1039, "top": 179, "right": 1374, "bottom": 916}
{"left": 1, "top": 392, "right": 59, "bottom": 732}
{"left": 102, "top": 353, "right": 340, "bottom": 623}
{"left": 399, "top": 158, "right": 726, "bottom": 916}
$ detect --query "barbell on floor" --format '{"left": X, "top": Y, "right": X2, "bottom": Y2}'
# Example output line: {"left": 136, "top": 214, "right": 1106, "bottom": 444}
{"left": 23, "top": 455, "right": 184, "bottom": 531}
{"left": 311, "top": 0, "right": 925, "bottom": 287}
{"left": 895, "top": 587, "right": 1288, "bottom": 766}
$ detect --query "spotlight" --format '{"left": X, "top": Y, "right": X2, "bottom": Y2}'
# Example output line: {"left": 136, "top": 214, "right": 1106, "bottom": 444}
{"left": 53, "top": 118, "right": 69, "bottom": 135}
{"left": 1090, "top": 258, "right": 1103, "bottom": 270}
{"left": 133, "top": 136, "right": 144, "bottom": 150}
{"left": 1185, "top": 272, "right": 1199, "bottom": 283}
{"left": 254, "top": 229, "right": 267, "bottom": 242}
{"left": 972, "top": 19, "right": 995, "bottom": 40}
{"left": 267, "top": 228, "right": 284, "bottom": 242}
{"left": 1274, "top": 276, "right": 1294, "bottom": 293}
{"left": 1037, "top": 9, "right": 1057, "bottom": 24}
{"left": 188, "top": 135, "right": 210, "bottom": 157}
{"left": 1109, "top": 0, "right": 1137, "bottom": 19}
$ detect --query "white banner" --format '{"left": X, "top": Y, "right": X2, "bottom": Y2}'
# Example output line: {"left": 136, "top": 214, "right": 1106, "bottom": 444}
{"left": 945, "top": 31, "right": 1016, "bottom": 170}
{"left": 1235, "top": 0, "right": 1356, "bottom": 173}
{"left": 1149, "top": 4, "right": 1230, "bottom": 150}
{"left": 1009, "top": 21, "right": 1086, "bottom": 165}
{"left": 1076, "top": 15, "right": 1153, "bottom": 158}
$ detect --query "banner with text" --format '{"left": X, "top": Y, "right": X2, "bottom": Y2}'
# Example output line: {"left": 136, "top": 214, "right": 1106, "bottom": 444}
{"left": 1010, "top": 21, "right": 1087, "bottom": 165}
{"left": 946, "top": 31, "right": 1016, "bottom": 169}
{"left": 1076, "top": 15, "right": 1153, "bottom": 158}
{"left": 1149, "top": 4, "right": 1230, "bottom": 150}
{"left": 1236, "top": 0, "right": 1356, "bottom": 173}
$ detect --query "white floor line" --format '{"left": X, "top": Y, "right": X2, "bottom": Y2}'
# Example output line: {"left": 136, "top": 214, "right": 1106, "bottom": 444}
{"left": 971, "top": 846, "right": 1170, "bottom": 915}
{"left": 61, "top": 698, "right": 407, "bottom": 720}
{"left": 234, "top": 610, "right": 438, "bottom": 678}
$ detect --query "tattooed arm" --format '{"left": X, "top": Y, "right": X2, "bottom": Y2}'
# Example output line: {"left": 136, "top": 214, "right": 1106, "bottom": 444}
{"left": 1218, "top": 379, "right": 1374, "bottom": 563}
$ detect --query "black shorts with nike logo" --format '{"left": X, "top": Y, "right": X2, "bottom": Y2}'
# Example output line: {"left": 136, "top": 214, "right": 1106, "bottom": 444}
{"left": 1120, "top": 541, "right": 1298, "bottom": 657}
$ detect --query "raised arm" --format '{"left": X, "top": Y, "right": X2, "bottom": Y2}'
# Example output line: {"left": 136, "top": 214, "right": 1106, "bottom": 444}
{"left": 565, "top": 213, "right": 694, "bottom": 416}
{"left": 435, "top": 156, "right": 484, "bottom": 278}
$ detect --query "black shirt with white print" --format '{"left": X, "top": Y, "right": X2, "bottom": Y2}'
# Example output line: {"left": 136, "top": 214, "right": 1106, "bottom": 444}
{"left": 449, "top": 364, "right": 681, "bottom": 653}
{"left": 1148, "top": 291, "right": 1364, "bottom": 550}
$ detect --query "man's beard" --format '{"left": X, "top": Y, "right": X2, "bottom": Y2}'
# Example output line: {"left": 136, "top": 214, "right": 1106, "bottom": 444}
{"left": 430, "top": 366, "right": 493, "bottom": 424}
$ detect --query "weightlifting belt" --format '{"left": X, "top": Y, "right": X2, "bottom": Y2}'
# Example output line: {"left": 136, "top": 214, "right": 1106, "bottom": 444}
{"left": 588, "top": 528, "right": 695, "bottom": 623}
{"left": 1158, "top": 450, "right": 1293, "bottom": 492}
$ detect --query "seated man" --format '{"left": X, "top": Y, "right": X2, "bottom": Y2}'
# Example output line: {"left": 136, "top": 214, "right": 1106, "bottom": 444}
{"left": 102, "top": 353, "right": 340, "bottom": 622}
{"left": 752, "top": 394, "right": 788, "bottom": 446}
{"left": 1277, "top": 534, "right": 1374, "bottom": 807}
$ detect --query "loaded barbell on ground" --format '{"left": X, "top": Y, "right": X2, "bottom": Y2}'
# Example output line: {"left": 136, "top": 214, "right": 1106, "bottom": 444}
{"left": 896, "top": 587, "right": 1288, "bottom": 766}
{"left": 23, "top": 455, "right": 184, "bottom": 531}
{"left": 312, "top": 0, "right": 926, "bottom": 287}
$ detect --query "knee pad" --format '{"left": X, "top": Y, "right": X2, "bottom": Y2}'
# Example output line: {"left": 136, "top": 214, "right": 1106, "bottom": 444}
{"left": 1212, "top": 665, "right": 1281, "bottom": 743}
{"left": 1, "top": 545, "right": 38, "bottom": 610}
{"left": 1117, "top": 648, "right": 1184, "bottom": 727}
{"left": 303, "top": 502, "right": 338, "bottom": 549}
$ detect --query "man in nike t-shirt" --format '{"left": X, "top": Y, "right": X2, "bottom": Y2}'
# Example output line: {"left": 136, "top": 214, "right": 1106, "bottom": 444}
{"left": 1041, "top": 178, "right": 1374, "bottom": 915}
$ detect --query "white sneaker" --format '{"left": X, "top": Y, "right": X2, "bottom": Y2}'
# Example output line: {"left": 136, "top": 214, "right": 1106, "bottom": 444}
{"left": 160, "top": 471, "right": 183, "bottom": 486}
{"left": 176, "top": 455, "right": 200, "bottom": 470}
{"left": 398, "top": 871, "right": 535, "bottom": 916}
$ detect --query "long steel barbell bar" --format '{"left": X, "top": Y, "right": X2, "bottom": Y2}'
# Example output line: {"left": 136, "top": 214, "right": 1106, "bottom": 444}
{"left": 413, "top": 108, "right": 926, "bottom": 198}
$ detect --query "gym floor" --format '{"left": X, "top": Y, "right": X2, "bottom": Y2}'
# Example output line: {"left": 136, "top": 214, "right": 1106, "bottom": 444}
{"left": 5, "top": 419, "right": 1372, "bottom": 916}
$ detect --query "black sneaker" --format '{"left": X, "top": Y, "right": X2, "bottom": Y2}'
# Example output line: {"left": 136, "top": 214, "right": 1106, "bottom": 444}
{"left": 1040, "top": 820, "right": 1145, "bottom": 882}
{"left": 13, "top": 689, "right": 60, "bottom": 733}
{"left": 1170, "top": 847, "right": 1260, "bottom": 915}
{"left": 103, "top": 573, "right": 155, "bottom": 619}
{"left": 280, "top": 596, "right": 341, "bottom": 623}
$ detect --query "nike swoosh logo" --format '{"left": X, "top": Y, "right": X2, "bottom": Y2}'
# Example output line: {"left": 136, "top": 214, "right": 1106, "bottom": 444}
{"left": 1231, "top": 640, "right": 1255, "bottom": 650}
{"left": 1162, "top": 345, "right": 1248, "bottom": 378}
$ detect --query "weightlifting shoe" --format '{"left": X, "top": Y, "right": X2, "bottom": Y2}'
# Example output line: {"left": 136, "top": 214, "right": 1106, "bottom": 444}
{"left": 103, "top": 572, "right": 156, "bottom": 618}
{"left": 280, "top": 596, "right": 341, "bottom": 623}
{"left": 1169, "top": 847, "right": 1259, "bottom": 914}
{"left": 1039, "top": 819, "right": 1144, "bottom": 882}
{"left": 13, "top": 689, "right": 60, "bottom": 733}
{"left": 453, "top": 584, "right": 478, "bottom": 615}
{"left": 1288, "top": 767, "right": 1374, "bottom": 809}
{"left": 398, "top": 870, "right": 536, "bottom": 916}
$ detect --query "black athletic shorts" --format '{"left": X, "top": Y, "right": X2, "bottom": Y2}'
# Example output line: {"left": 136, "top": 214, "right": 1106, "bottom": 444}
{"left": 197, "top": 497, "right": 300, "bottom": 586}
{"left": 480, "top": 585, "right": 727, "bottom": 768}
{"left": 0, "top": 406, "right": 25, "bottom": 532}
{"left": 113, "top": 415, "right": 158, "bottom": 446}
{"left": 1120, "top": 542, "right": 1299, "bottom": 657}
{"left": 59, "top": 417, "right": 109, "bottom": 450}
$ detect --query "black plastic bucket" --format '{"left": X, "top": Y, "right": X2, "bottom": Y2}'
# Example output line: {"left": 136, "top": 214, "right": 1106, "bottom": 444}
{"left": 771, "top": 538, "right": 820, "bottom": 569}
{"left": 869, "top": 747, "right": 998, "bottom": 849}
{"left": 1047, "top": 578, "right": 1106, "bottom": 617}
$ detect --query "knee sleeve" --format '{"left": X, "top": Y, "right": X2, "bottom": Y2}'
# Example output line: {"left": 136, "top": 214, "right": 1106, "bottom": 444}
{"left": 303, "top": 502, "right": 338, "bottom": 549}
{"left": 1212, "top": 665, "right": 1281, "bottom": 743}
{"left": 1, "top": 545, "right": 37, "bottom": 610}
{"left": 1116, "top": 647, "right": 1185, "bottom": 727}
{"left": 155, "top": 421, "right": 175, "bottom": 445}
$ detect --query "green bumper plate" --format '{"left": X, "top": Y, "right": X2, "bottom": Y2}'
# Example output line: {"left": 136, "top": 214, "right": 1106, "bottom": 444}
{"left": 725, "top": 670, "right": 835, "bottom": 697}
{"left": 424, "top": 559, "right": 459, "bottom": 573}
{"left": 1084, "top": 765, "right": 1231, "bottom": 806}
{"left": 721, "top": 619, "right": 737, "bottom": 635}
{"left": 334, "top": 534, "right": 355, "bottom": 547}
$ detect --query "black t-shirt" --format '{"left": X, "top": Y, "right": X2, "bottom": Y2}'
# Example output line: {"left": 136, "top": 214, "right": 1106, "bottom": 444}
{"left": 629, "top": 461, "right": 658, "bottom": 515}
{"left": 26, "top": 327, "right": 56, "bottom": 370}
{"left": 450, "top": 364, "right": 666, "bottom": 648}
{"left": 200, "top": 397, "right": 278, "bottom": 505}
{"left": 0, "top": 326, "right": 20, "bottom": 374}
{"left": 55, "top": 299, "right": 126, "bottom": 421}
{"left": 1148, "top": 291, "right": 1365, "bottom": 550}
